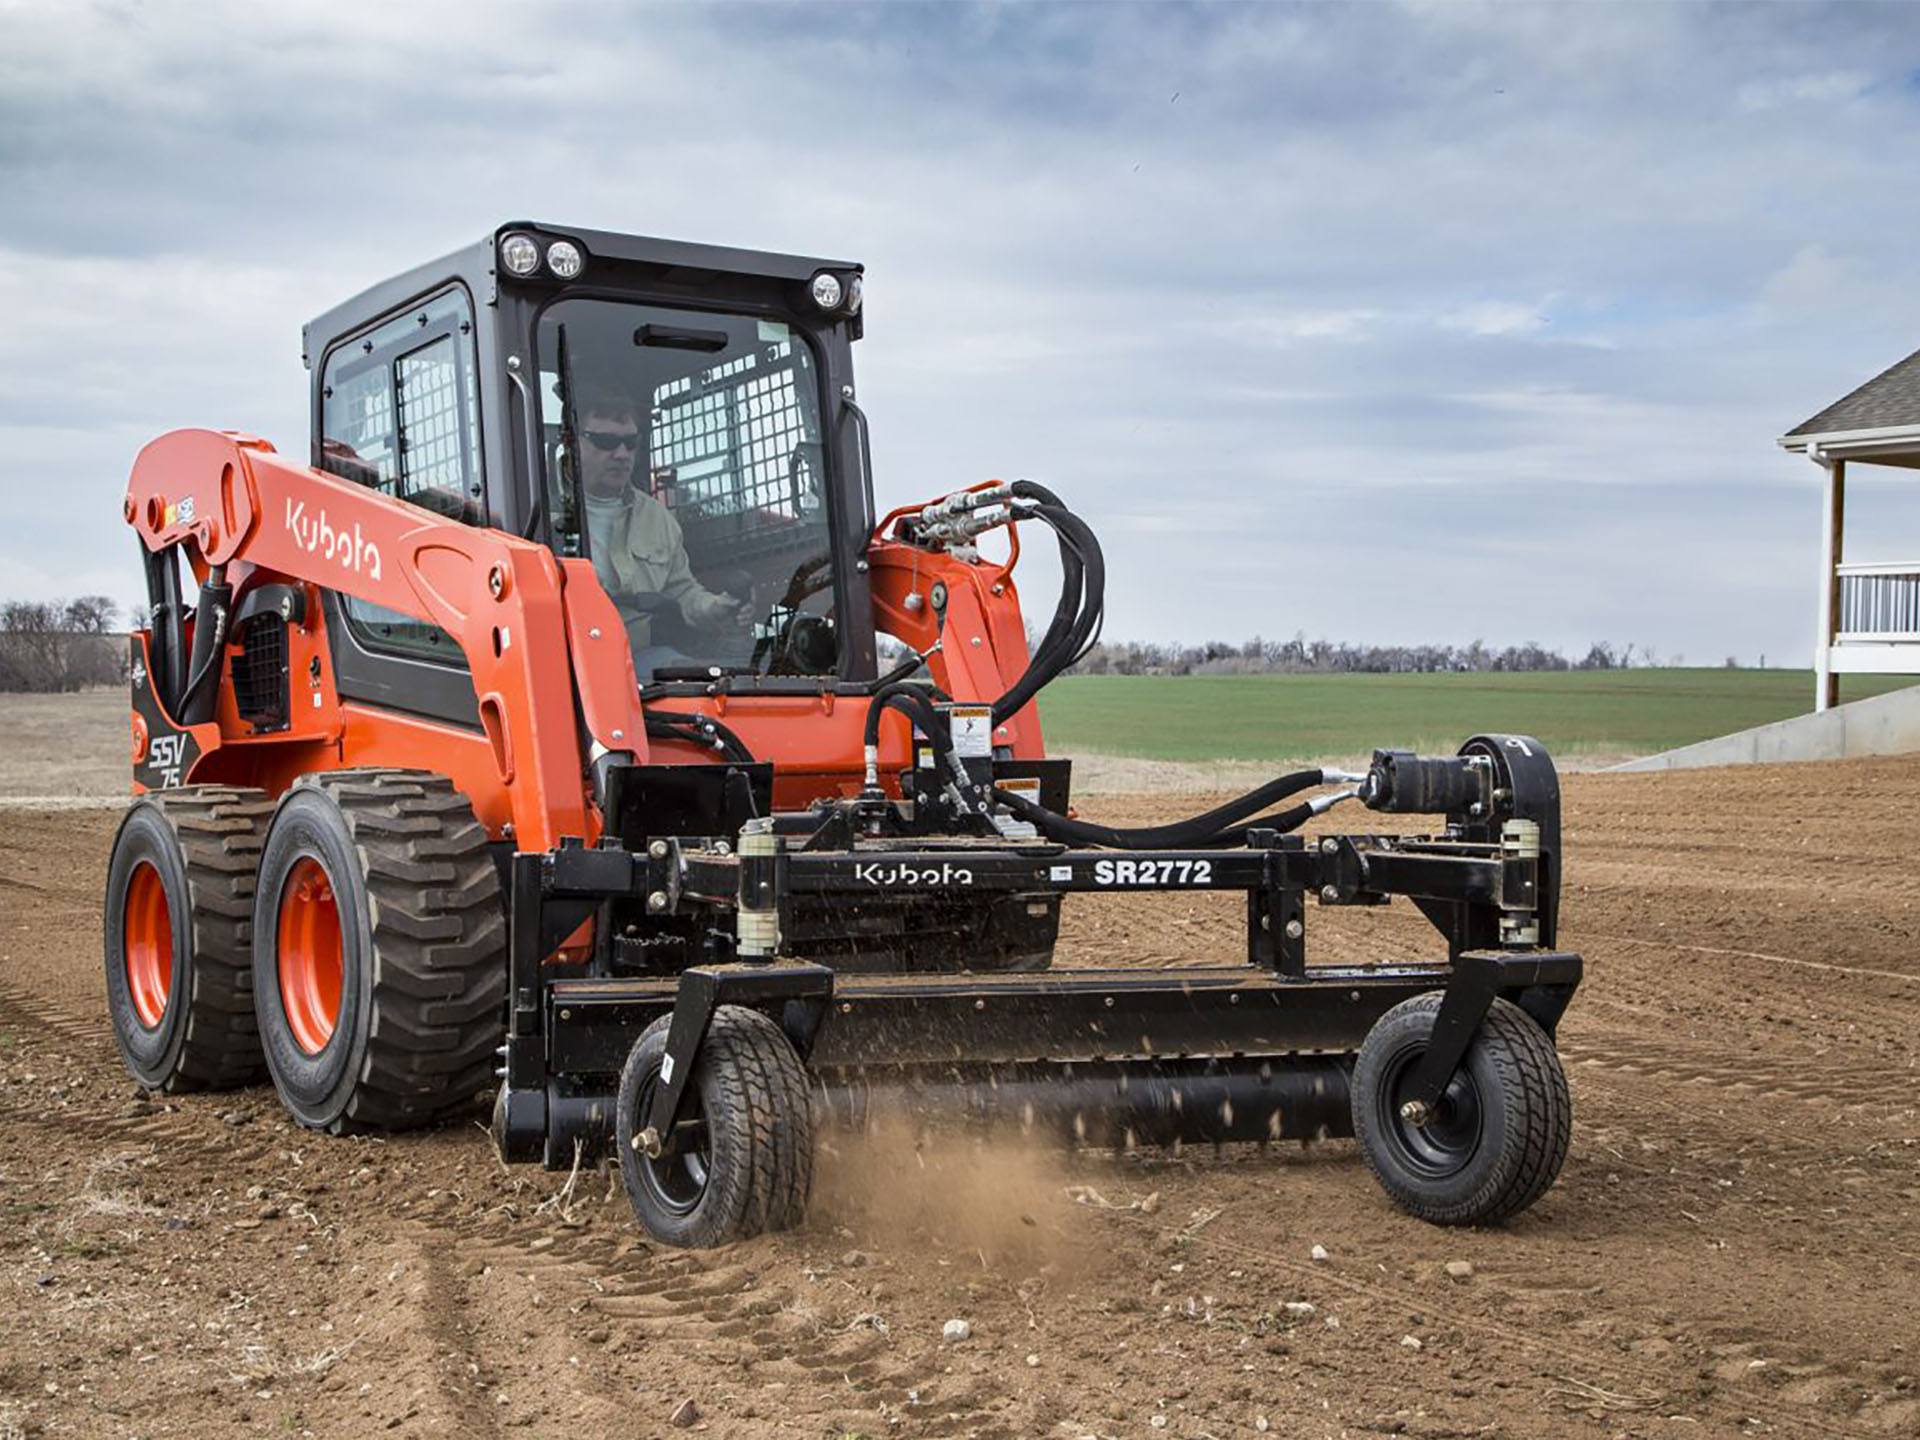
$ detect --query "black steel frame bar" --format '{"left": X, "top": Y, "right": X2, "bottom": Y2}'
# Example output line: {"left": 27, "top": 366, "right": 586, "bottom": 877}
{"left": 756, "top": 841, "right": 1524, "bottom": 909}
{"left": 545, "top": 954, "right": 1578, "bottom": 1078}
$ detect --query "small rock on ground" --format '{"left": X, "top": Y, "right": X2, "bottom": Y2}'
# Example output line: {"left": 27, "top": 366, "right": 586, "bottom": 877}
{"left": 942, "top": 1318, "right": 972, "bottom": 1343}
{"left": 669, "top": 1397, "right": 699, "bottom": 1427}
{"left": 1444, "top": 1259, "right": 1475, "bottom": 1280}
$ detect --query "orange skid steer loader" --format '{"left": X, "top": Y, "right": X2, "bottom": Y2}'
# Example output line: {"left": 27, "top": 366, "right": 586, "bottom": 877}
{"left": 107, "top": 224, "right": 1579, "bottom": 1247}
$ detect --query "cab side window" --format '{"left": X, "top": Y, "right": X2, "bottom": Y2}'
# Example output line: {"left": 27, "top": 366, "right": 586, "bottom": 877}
{"left": 320, "top": 288, "right": 483, "bottom": 660}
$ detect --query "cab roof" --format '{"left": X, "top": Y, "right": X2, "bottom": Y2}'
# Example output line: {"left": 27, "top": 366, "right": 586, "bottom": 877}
{"left": 304, "top": 222, "right": 861, "bottom": 368}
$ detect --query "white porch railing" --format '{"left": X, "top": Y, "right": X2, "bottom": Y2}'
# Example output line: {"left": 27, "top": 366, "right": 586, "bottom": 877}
{"left": 1836, "top": 562, "right": 1920, "bottom": 643}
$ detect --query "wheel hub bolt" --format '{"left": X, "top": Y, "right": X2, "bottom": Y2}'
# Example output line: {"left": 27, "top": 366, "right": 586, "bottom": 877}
{"left": 1399, "top": 1099, "right": 1431, "bottom": 1127}
{"left": 632, "top": 1125, "right": 663, "bottom": 1158}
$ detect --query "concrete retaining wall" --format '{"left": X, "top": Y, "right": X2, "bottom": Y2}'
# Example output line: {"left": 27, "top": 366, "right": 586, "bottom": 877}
{"left": 1610, "top": 683, "right": 1920, "bottom": 772}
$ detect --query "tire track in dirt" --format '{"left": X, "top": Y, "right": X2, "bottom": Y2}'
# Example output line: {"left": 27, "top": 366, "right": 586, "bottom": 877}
{"left": 399, "top": 1215, "right": 1017, "bottom": 1438}
{"left": 1562, "top": 1032, "right": 1918, "bottom": 1122}
{"left": 1582, "top": 931, "right": 1920, "bottom": 988}
{"left": 0, "top": 980, "right": 109, "bottom": 1047}
{"left": 404, "top": 1232, "right": 507, "bottom": 1440}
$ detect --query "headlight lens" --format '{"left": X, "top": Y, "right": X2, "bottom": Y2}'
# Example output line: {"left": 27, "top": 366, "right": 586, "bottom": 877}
{"left": 500, "top": 233, "right": 541, "bottom": 276}
{"left": 546, "top": 240, "right": 584, "bottom": 280}
{"left": 809, "top": 272, "right": 844, "bottom": 310}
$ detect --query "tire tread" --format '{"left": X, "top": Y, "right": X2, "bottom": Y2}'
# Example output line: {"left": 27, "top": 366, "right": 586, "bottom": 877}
{"left": 141, "top": 786, "right": 274, "bottom": 1090}
{"left": 291, "top": 769, "right": 506, "bottom": 1133}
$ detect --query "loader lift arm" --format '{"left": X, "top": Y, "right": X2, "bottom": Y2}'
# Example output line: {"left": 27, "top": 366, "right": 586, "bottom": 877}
{"left": 124, "top": 428, "right": 646, "bottom": 851}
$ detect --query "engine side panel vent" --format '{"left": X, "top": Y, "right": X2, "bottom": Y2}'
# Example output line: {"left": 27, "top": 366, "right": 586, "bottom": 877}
{"left": 233, "top": 615, "right": 290, "bottom": 731}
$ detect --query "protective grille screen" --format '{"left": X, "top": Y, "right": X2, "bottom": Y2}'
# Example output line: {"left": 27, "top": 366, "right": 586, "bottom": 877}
{"left": 651, "top": 345, "right": 822, "bottom": 561}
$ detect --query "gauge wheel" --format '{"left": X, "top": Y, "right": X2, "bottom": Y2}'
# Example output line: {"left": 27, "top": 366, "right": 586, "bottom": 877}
{"left": 615, "top": 1006, "right": 814, "bottom": 1248}
{"left": 1352, "top": 992, "right": 1571, "bottom": 1226}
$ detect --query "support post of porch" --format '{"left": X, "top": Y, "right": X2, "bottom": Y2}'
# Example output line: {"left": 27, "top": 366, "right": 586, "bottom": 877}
{"left": 1813, "top": 451, "right": 1845, "bottom": 712}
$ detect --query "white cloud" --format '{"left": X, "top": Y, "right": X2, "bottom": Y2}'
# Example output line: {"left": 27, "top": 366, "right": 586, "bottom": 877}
{"left": 1737, "top": 71, "right": 1873, "bottom": 112}
{"left": 1439, "top": 301, "right": 1549, "bottom": 338}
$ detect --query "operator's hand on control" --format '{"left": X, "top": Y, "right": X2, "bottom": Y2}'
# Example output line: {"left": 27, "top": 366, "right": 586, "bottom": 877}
{"left": 684, "top": 591, "right": 753, "bottom": 631}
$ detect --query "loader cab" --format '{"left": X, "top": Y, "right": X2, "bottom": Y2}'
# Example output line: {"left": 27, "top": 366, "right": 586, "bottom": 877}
{"left": 303, "top": 224, "right": 877, "bottom": 722}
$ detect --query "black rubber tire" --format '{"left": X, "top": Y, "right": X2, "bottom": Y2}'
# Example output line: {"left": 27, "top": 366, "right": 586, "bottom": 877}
{"left": 251, "top": 769, "right": 506, "bottom": 1134}
{"left": 103, "top": 787, "right": 273, "bottom": 1091}
{"left": 615, "top": 1006, "right": 814, "bottom": 1248}
{"left": 1351, "top": 993, "right": 1571, "bottom": 1226}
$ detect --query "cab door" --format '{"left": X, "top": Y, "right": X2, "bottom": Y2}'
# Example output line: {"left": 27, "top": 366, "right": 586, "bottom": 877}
{"left": 313, "top": 285, "right": 488, "bottom": 725}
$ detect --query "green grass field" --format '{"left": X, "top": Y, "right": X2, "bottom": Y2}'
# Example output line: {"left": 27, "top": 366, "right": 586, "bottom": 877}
{"left": 1035, "top": 669, "right": 1915, "bottom": 763}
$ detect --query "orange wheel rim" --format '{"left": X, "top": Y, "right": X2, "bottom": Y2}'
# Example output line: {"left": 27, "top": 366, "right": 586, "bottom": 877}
{"left": 123, "top": 860, "right": 172, "bottom": 1029}
{"left": 277, "top": 856, "right": 344, "bottom": 1056}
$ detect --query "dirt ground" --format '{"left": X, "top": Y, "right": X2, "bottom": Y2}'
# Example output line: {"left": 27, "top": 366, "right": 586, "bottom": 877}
{"left": 4, "top": 757, "right": 1919, "bottom": 1439}
{"left": 0, "top": 692, "right": 133, "bottom": 802}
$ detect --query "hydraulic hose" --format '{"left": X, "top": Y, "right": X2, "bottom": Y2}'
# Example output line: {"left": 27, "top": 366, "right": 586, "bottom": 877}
{"left": 993, "top": 484, "right": 1084, "bottom": 721}
{"left": 176, "top": 565, "right": 232, "bottom": 727}
{"left": 991, "top": 482, "right": 1106, "bottom": 726}
{"left": 644, "top": 710, "right": 755, "bottom": 764}
{"left": 994, "top": 769, "right": 1335, "bottom": 850}
{"left": 862, "top": 682, "right": 946, "bottom": 754}
{"left": 861, "top": 681, "right": 952, "bottom": 791}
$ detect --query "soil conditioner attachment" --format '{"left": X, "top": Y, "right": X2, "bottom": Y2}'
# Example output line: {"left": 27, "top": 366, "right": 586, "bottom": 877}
{"left": 104, "top": 221, "right": 1581, "bottom": 1249}
{"left": 500, "top": 726, "right": 1578, "bottom": 1246}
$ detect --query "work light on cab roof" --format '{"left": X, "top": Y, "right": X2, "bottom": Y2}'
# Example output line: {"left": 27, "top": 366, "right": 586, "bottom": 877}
{"left": 499, "top": 231, "right": 541, "bottom": 276}
{"left": 809, "top": 271, "right": 845, "bottom": 310}
{"left": 544, "top": 239, "right": 584, "bottom": 280}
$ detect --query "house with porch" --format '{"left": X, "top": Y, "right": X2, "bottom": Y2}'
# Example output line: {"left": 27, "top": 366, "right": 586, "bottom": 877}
{"left": 1616, "top": 350, "right": 1920, "bottom": 770}
{"left": 1780, "top": 347, "right": 1920, "bottom": 711}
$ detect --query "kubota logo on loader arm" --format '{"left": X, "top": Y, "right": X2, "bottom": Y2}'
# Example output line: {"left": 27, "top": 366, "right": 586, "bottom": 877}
{"left": 287, "top": 498, "right": 382, "bottom": 579}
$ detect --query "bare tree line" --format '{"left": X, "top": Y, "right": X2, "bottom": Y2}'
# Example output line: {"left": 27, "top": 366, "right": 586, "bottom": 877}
{"left": 1062, "top": 635, "right": 1738, "bottom": 676}
{"left": 7, "top": 598, "right": 1748, "bottom": 693}
{"left": 0, "top": 596, "right": 126, "bottom": 692}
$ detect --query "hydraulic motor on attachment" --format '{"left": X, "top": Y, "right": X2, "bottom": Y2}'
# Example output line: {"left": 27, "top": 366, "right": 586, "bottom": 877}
{"left": 103, "top": 221, "right": 1580, "bottom": 1251}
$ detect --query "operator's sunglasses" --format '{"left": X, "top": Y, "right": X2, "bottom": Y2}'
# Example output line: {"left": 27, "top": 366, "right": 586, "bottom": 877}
{"left": 583, "top": 430, "right": 640, "bottom": 453}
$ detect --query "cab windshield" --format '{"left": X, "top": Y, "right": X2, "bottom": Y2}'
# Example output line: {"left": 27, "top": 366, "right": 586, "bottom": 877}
{"left": 537, "top": 298, "right": 839, "bottom": 681}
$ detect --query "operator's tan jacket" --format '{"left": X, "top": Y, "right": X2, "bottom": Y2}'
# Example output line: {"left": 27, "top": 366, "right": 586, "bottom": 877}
{"left": 588, "top": 489, "right": 731, "bottom": 645}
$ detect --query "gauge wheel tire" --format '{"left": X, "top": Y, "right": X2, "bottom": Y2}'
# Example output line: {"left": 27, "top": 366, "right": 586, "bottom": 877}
{"left": 1351, "top": 992, "right": 1571, "bottom": 1226}
{"left": 104, "top": 787, "right": 274, "bottom": 1091}
{"left": 251, "top": 769, "right": 506, "bottom": 1134}
{"left": 615, "top": 1006, "right": 815, "bottom": 1249}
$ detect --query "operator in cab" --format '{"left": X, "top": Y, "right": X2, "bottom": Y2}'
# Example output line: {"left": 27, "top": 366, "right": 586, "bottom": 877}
{"left": 573, "top": 388, "right": 750, "bottom": 678}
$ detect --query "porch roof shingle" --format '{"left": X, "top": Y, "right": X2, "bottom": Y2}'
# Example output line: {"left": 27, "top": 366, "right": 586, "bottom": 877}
{"left": 1786, "top": 345, "right": 1920, "bottom": 439}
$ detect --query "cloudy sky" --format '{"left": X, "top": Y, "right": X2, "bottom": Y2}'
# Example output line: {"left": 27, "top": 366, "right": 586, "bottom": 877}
{"left": 7, "top": 0, "right": 1920, "bottom": 664}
